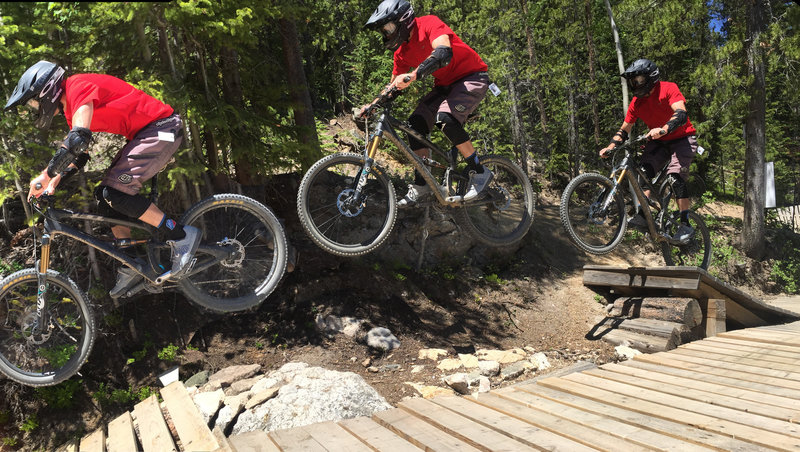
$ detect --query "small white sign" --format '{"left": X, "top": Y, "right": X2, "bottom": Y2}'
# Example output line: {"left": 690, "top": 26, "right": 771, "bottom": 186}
{"left": 158, "top": 131, "right": 175, "bottom": 142}
{"left": 488, "top": 83, "right": 501, "bottom": 97}
{"left": 765, "top": 161, "right": 776, "bottom": 208}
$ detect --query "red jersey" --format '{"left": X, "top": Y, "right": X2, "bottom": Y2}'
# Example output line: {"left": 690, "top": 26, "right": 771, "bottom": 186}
{"left": 392, "top": 15, "right": 488, "bottom": 87}
{"left": 63, "top": 74, "right": 174, "bottom": 140}
{"left": 625, "top": 81, "right": 696, "bottom": 140}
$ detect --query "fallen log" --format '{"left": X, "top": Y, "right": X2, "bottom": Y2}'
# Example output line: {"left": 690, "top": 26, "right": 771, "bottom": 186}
{"left": 609, "top": 297, "right": 702, "bottom": 328}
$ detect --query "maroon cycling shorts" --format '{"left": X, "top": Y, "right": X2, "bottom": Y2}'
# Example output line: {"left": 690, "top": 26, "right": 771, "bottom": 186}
{"left": 412, "top": 72, "right": 489, "bottom": 128}
{"left": 640, "top": 135, "right": 698, "bottom": 181}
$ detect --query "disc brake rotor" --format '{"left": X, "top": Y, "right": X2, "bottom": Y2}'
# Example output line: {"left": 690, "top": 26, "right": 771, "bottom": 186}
{"left": 337, "top": 189, "right": 364, "bottom": 217}
{"left": 220, "top": 238, "right": 245, "bottom": 268}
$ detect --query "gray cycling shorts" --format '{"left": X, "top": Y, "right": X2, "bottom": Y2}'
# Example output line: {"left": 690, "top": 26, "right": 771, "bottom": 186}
{"left": 412, "top": 72, "right": 489, "bottom": 128}
{"left": 102, "top": 114, "right": 184, "bottom": 195}
{"left": 641, "top": 135, "right": 698, "bottom": 181}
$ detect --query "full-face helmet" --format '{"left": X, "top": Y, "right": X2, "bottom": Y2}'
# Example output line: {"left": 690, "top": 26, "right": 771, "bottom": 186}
{"left": 622, "top": 59, "right": 660, "bottom": 97}
{"left": 4, "top": 60, "right": 66, "bottom": 130}
{"left": 365, "top": 0, "right": 416, "bottom": 51}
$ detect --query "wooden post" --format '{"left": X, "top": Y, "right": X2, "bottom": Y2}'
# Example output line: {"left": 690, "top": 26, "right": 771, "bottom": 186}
{"left": 704, "top": 298, "right": 727, "bottom": 337}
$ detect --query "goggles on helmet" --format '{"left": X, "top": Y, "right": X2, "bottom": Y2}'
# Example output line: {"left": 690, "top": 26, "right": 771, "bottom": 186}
{"left": 628, "top": 75, "right": 647, "bottom": 89}
{"left": 381, "top": 22, "right": 398, "bottom": 39}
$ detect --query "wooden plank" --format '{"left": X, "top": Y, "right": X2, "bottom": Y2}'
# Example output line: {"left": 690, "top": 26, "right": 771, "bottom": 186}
{"left": 372, "top": 407, "right": 482, "bottom": 452}
{"left": 561, "top": 372, "right": 800, "bottom": 439}
{"left": 400, "top": 397, "right": 545, "bottom": 452}
{"left": 56, "top": 440, "right": 78, "bottom": 452}
{"left": 160, "top": 381, "right": 220, "bottom": 452}
{"left": 339, "top": 417, "right": 424, "bottom": 452}
{"left": 705, "top": 335, "right": 800, "bottom": 355}
{"left": 301, "top": 421, "right": 372, "bottom": 452}
{"left": 211, "top": 426, "right": 235, "bottom": 452}
{"left": 585, "top": 366, "right": 800, "bottom": 422}
{"left": 638, "top": 351, "right": 800, "bottom": 386}
{"left": 702, "top": 298, "right": 726, "bottom": 337}
{"left": 514, "top": 383, "right": 764, "bottom": 451}
{"left": 132, "top": 395, "right": 177, "bottom": 452}
{"left": 583, "top": 269, "right": 701, "bottom": 290}
{"left": 106, "top": 411, "right": 138, "bottom": 452}
{"left": 269, "top": 427, "right": 328, "bottom": 452}
{"left": 680, "top": 341, "right": 800, "bottom": 366}
{"left": 634, "top": 352, "right": 800, "bottom": 395}
{"left": 697, "top": 337, "right": 800, "bottom": 360}
{"left": 736, "top": 327, "right": 800, "bottom": 342}
{"left": 608, "top": 360, "right": 800, "bottom": 411}
{"left": 536, "top": 376, "right": 799, "bottom": 451}
{"left": 228, "top": 430, "right": 280, "bottom": 452}
{"left": 79, "top": 428, "right": 106, "bottom": 452}
{"left": 719, "top": 329, "right": 800, "bottom": 347}
{"left": 440, "top": 392, "right": 656, "bottom": 452}
{"left": 670, "top": 347, "right": 800, "bottom": 374}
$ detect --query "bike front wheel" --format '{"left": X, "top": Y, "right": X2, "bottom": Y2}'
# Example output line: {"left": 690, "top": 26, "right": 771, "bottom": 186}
{"left": 297, "top": 152, "right": 397, "bottom": 256}
{"left": 0, "top": 269, "right": 95, "bottom": 386}
{"left": 560, "top": 172, "right": 627, "bottom": 255}
{"left": 454, "top": 155, "right": 535, "bottom": 246}
{"left": 179, "top": 194, "right": 287, "bottom": 313}
{"left": 660, "top": 210, "right": 711, "bottom": 269}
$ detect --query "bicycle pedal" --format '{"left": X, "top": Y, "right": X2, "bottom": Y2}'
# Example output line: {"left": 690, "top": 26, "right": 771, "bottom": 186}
{"left": 445, "top": 195, "right": 463, "bottom": 203}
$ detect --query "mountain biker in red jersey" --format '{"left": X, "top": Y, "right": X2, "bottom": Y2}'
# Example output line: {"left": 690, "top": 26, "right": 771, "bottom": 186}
{"left": 363, "top": 0, "right": 492, "bottom": 206}
{"left": 599, "top": 58, "right": 699, "bottom": 244}
{"left": 4, "top": 61, "right": 201, "bottom": 297}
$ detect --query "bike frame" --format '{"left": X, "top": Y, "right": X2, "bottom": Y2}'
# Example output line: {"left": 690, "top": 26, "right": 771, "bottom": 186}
{"left": 358, "top": 103, "right": 472, "bottom": 207}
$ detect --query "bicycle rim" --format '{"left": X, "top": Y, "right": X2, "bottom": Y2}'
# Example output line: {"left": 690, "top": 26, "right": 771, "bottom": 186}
{"left": 661, "top": 210, "right": 711, "bottom": 269}
{"left": 456, "top": 155, "right": 535, "bottom": 246}
{"left": 0, "top": 269, "right": 94, "bottom": 386}
{"left": 179, "top": 194, "right": 287, "bottom": 313}
{"left": 560, "top": 173, "right": 627, "bottom": 255}
{"left": 297, "top": 152, "right": 397, "bottom": 256}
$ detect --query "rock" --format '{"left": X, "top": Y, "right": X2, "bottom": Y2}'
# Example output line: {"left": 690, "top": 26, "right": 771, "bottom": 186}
{"left": 475, "top": 348, "right": 526, "bottom": 364}
{"left": 500, "top": 361, "right": 531, "bottom": 381}
{"left": 224, "top": 392, "right": 252, "bottom": 409}
{"left": 245, "top": 387, "right": 279, "bottom": 410}
{"left": 477, "top": 376, "right": 491, "bottom": 393}
{"left": 410, "top": 365, "right": 425, "bottom": 373}
{"left": 226, "top": 375, "right": 262, "bottom": 396}
{"left": 361, "top": 358, "right": 372, "bottom": 367}
{"left": 615, "top": 345, "right": 642, "bottom": 360}
{"left": 443, "top": 373, "right": 471, "bottom": 395}
{"left": 418, "top": 348, "right": 448, "bottom": 360}
{"left": 365, "top": 327, "right": 400, "bottom": 351}
{"left": 382, "top": 364, "right": 401, "bottom": 372}
{"left": 315, "top": 314, "right": 365, "bottom": 337}
{"left": 529, "top": 352, "right": 551, "bottom": 371}
{"left": 232, "top": 364, "right": 391, "bottom": 434}
{"left": 193, "top": 389, "right": 224, "bottom": 424}
{"left": 367, "top": 366, "right": 379, "bottom": 373}
{"left": 436, "top": 358, "right": 463, "bottom": 371}
{"left": 458, "top": 353, "right": 479, "bottom": 368}
{"left": 184, "top": 370, "right": 210, "bottom": 388}
{"left": 205, "top": 364, "right": 261, "bottom": 391}
{"left": 478, "top": 360, "right": 500, "bottom": 377}
{"left": 405, "top": 382, "right": 455, "bottom": 399}
{"left": 213, "top": 400, "right": 244, "bottom": 432}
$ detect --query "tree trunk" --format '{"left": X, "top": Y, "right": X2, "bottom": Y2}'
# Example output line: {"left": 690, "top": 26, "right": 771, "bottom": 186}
{"left": 520, "top": 0, "right": 551, "bottom": 153}
{"left": 505, "top": 71, "right": 528, "bottom": 175}
{"left": 585, "top": 0, "right": 600, "bottom": 145}
{"left": 743, "top": 0, "right": 767, "bottom": 259}
{"left": 610, "top": 297, "right": 703, "bottom": 328}
{"left": 279, "top": 17, "right": 322, "bottom": 169}
{"left": 220, "top": 46, "right": 257, "bottom": 186}
{"left": 78, "top": 170, "right": 102, "bottom": 283}
{"left": 604, "top": 0, "right": 629, "bottom": 115}
{"left": 568, "top": 86, "right": 579, "bottom": 177}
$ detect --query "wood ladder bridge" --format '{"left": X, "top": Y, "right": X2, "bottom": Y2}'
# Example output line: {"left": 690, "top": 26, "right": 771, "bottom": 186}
{"left": 59, "top": 266, "right": 800, "bottom": 451}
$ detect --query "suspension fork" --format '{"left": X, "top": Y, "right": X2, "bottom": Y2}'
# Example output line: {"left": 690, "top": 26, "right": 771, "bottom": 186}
{"left": 354, "top": 119, "right": 384, "bottom": 197}
{"left": 35, "top": 230, "right": 52, "bottom": 333}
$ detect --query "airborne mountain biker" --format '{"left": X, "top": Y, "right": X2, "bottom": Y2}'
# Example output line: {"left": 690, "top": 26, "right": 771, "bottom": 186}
{"left": 599, "top": 58, "right": 699, "bottom": 244}
{"left": 4, "top": 61, "right": 201, "bottom": 297}
{"left": 362, "top": 0, "right": 492, "bottom": 206}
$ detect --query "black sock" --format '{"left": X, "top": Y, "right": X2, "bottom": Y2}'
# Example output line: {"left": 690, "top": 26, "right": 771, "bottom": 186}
{"left": 680, "top": 210, "right": 690, "bottom": 225}
{"left": 414, "top": 171, "right": 426, "bottom": 186}
{"left": 466, "top": 152, "right": 483, "bottom": 173}
{"left": 159, "top": 216, "right": 186, "bottom": 241}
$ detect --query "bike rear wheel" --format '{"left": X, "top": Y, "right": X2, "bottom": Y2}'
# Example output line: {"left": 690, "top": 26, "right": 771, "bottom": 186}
{"left": 0, "top": 269, "right": 95, "bottom": 386}
{"left": 454, "top": 155, "right": 535, "bottom": 246}
{"left": 660, "top": 210, "right": 711, "bottom": 269}
{"left": 560, "top": 172, "right": 627, "bottom": 255}
{"left": 297, "top": 152, "right": 397, "bottom": 256}
{"left": 179, "top": 194, "right": 287, "bottom": 313}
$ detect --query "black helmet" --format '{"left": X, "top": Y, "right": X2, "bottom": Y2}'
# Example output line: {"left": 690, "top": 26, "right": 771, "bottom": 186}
{"left": 365, "top": 0, "right": 415, "bottom": 51}
{"left": 622, "top": 58, "right": 660, "bottom": 97}
{"left": 4, "top": 60, "right": 66, "bottom": 130}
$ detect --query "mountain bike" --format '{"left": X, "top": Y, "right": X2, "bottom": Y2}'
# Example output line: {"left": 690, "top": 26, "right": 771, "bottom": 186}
{"left": 0, "top": 180, "right": 287, "bottom": 386}
{"left": 648, "top": 142, "right": 707, "bottom": 210}
{"left": 560, "top": 135, "right": 711, "bottom": 269}
{"left": 296, "top": 84, "right": 535, "bottom": 257}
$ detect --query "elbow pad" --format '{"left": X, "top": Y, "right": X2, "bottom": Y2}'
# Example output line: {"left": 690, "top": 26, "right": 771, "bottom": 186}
{"left": 416, "top": 46, "right": 453, "bottom": 81}
{"left": 47, "top": 127, "right": 92, "bottom": 177}
{"left": 665, "top": 109, "right": 688, "bottom": 134}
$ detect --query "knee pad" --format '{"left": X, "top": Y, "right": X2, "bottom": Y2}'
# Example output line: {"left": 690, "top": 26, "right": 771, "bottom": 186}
{"left": 640, "top": 163, "right": 656, "bottom": 180}
{"left": 406, "top": 114, "right": 431, "bottom": 151}
{"left": 96, "top": 185, "right": 151, "bottom": 219}
{"left": 668, "top": 174, "right": 689, "bottom": 199}
{"left": 435, "top": 112, "right": 470, "bottom": 146}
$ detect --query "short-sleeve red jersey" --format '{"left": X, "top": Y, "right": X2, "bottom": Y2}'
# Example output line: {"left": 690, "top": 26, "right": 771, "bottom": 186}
{"left": 625, "top": 81, "right": 696, "bottom": 140}
{"left": 392, "top": 15, "right": 488, "bottom": 87}
{"left": 62, "top": 74, "right": 174, "bottom": 140}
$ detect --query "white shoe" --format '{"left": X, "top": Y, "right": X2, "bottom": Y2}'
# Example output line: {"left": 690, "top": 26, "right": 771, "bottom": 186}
{"left": 672, "top": 224, "right": 695, "bottom": 245}
{"left": 397, "top": 184, "right": 432, "bottom": 208}
{"left": 463, "top": 167, "right": 494, "bottom": 201}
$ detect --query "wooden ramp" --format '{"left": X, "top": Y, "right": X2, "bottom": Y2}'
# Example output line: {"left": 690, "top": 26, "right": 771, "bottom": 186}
{"left": 60, "top": 322, "right": 800, "bottom": 451}
{"left": 582, "top": 265, "right": 800, "bottom": 334}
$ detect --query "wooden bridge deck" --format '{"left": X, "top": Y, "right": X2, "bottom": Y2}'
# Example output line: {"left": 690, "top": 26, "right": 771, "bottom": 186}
{"left": 60, "top": 320, "right": 800, "bottom": 451}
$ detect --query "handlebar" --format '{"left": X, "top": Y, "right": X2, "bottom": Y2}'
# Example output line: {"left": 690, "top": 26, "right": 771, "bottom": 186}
{"left": 353, "top": 84, "right": 404, "bottom": 121}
